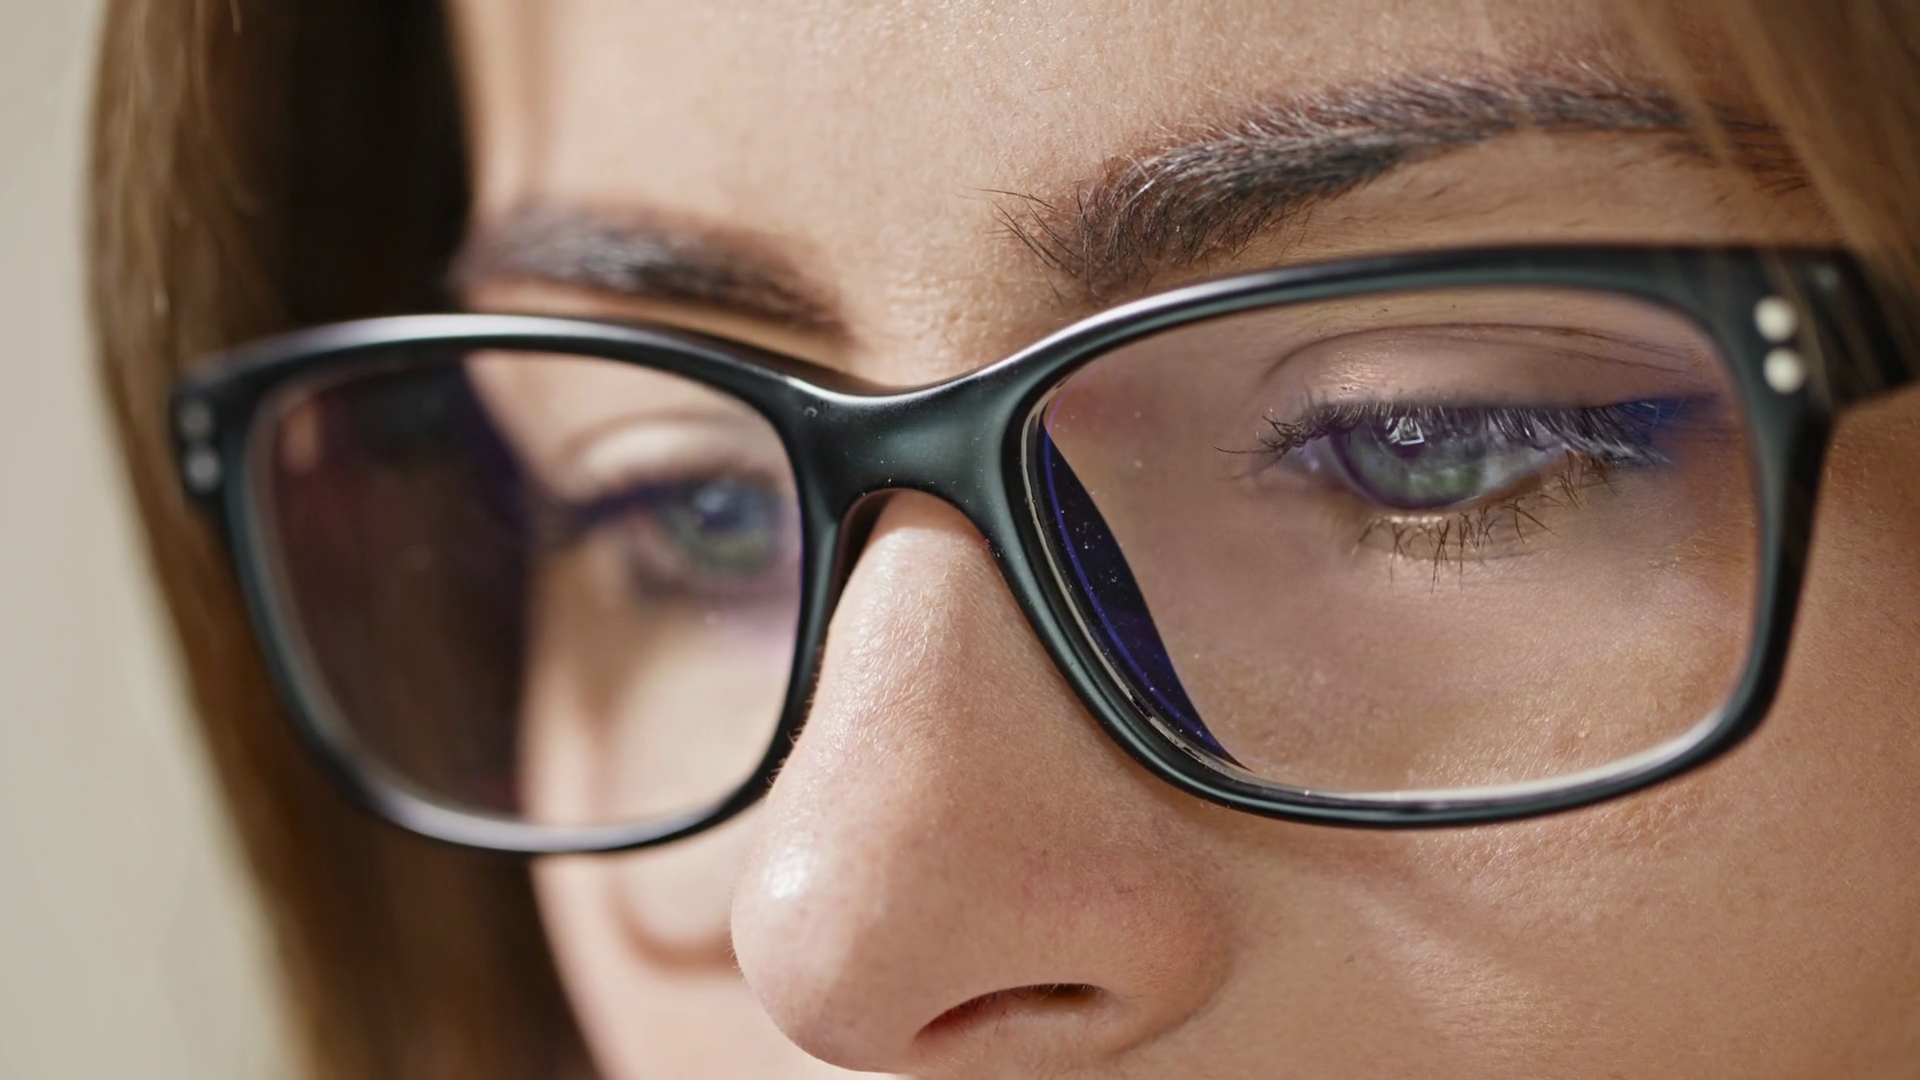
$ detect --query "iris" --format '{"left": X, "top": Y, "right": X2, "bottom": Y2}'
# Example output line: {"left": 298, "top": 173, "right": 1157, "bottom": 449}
{"left": 656, "top": 477, "right": 786, "bottom": 580}
{"left": 1327, "top": 413, "right": 1560, "bottom": 511}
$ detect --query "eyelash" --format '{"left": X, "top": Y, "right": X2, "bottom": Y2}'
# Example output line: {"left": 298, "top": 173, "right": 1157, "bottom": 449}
{"left": 1255, "top": 399, "right": 1685, "bottom": 466}
{"left": 531, "top": 445, "right": 786, "bottom": 535}
{"left": 530, "top": 467, "right": 797, "bottom": 606}
{"left": 1251, "top": 398, "right": 1692, "bottom": 574}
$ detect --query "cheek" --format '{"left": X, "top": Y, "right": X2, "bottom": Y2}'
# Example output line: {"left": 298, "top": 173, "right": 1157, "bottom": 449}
{"left": 515, "top": 547, "right": 795, "bottom": 827}
{"left": 1192, "top": 389, "right": 1920, "bottom": 1075}
{"left": 1196, "top": 737, "right": 1920, "bottom": 1077}
{"left": 1789, "top": 385, "right": 1920, "bottom": 721}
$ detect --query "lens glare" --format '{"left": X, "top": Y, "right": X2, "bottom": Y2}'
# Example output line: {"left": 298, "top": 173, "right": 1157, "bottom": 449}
{"left": 1036, "top": 287, "right": 1760, "bottom": 796}
{"left": 250, "top": 352, "right": 800, "bottom": 828}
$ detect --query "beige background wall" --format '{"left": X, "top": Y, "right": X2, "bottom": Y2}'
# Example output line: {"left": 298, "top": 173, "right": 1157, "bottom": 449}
{"left": 0, "top": 2, "right": 288, "bottom": 1076}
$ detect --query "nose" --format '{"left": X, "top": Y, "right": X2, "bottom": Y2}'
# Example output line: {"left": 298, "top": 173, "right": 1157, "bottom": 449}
{"left": 730, "top": 494, "right": 1230, "bottom": 1075}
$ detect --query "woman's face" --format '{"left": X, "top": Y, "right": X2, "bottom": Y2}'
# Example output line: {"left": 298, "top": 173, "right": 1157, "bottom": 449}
{"left": 448, "top": 2, "right": 1920, "bottom": 1077}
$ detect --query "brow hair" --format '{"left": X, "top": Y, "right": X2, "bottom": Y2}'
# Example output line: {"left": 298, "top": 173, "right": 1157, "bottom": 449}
{"left": 452, "top": 74, "right": 1799, "bottom": 335}
{"left": 451, "top": 205, "right": 848, "bottom": 338}
{"left": 993, "top": 71, "right": 1799, "bottom": 302}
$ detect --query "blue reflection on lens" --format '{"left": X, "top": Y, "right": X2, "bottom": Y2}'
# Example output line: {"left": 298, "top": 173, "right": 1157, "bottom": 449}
{"left": 1039, "top": 429, "right": 1232, "bottom": 762}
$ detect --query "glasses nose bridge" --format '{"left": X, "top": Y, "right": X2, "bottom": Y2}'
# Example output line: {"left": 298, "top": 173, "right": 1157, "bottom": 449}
{"left": 805, "top": 372, "right": 1027, "bottom": 530}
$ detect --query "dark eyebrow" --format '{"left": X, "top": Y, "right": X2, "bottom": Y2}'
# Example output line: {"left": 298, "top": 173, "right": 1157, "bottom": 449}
{"left": 995, "top": 72, "right": 1797, "bottom": 302}
{"left": 452, "top": 206, "right": 849, "bottom": 340}
{"left": 453, "top": 72, "right": 1796, "bottom": 335}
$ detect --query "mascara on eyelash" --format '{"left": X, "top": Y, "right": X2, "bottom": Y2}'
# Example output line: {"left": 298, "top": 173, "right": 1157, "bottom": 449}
{"left": 1254, "top": 398, "right": 1691, "bottom": 466}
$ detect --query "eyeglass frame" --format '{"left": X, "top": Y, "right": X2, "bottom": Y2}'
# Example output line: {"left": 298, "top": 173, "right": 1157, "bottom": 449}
{"left": 170, "top": 245, "right": 1911, "bottom": 855}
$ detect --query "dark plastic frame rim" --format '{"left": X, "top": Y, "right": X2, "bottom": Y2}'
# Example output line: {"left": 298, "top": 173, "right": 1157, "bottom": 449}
{"left": 171, "top": 244, "right": 1909, "bottom": 854}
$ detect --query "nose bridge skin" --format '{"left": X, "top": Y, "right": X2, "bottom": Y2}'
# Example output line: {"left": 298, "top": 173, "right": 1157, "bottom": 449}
{"left": 729, "top": 493, "right": 1232, "bottom": 1076}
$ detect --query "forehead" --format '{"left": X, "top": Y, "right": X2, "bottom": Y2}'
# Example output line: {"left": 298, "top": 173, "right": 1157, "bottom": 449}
{"left": 448, "top": 2, "right": 1795, "bottom": 371}
{"left": 454, "top": 0, "right": 1624, "bottom": 221}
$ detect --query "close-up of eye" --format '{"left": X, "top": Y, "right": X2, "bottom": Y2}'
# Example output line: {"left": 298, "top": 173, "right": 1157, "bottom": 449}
{"left": 549, "top": 471, "right": 800, "bottom": 601}
{"left": 1269, "top": 399, "right": 1682, "bottom": 514}
{"left": 14, "top": 2, "right": 1920, "bottom": 1080}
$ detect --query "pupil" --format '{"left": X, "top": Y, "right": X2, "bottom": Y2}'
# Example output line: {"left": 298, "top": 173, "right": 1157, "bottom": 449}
{"left": 1382, "top": 415, "right": 1428, "bottom": 458}
{"left": 1336, "top": 420, "right": 1498, "bottom": 510}
{"left": 668, "top": 479, "right": 781, "bottom": 578}
{"left": 690, "top": 478, "right": 766, "bottom": 532}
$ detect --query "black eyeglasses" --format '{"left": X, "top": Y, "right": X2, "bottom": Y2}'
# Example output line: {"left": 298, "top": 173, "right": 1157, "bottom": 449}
{"left": 172, "top": 246, "right": 1909, "bottom": 854}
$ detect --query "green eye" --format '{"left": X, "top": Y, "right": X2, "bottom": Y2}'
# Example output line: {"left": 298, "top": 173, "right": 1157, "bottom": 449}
{"left": 556, "top": 475, "right": 797, "bottom": 601}
{"left": 1328, "top": 414, "right": 1559, "bottom": 511}
{"left": 656, "top": 478, "right": 786, "bottom": 579}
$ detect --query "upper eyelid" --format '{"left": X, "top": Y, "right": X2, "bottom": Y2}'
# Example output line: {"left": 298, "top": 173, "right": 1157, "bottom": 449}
{"left": 509, "top": 409, "right": 779, "bottom": 485}
{"left": 1251, "top": 400, "right": 1687, "bottom": 458}
{"left": 533, "top": 464, "right": 794, "bottom": 551}
{"left": 1254, "top": 401, "right": 1489, "bottom": 457}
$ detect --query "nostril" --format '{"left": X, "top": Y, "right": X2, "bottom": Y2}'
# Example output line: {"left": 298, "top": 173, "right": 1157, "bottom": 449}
{"left": 921, "top": 983, "right": 1104, "bottom": 1038}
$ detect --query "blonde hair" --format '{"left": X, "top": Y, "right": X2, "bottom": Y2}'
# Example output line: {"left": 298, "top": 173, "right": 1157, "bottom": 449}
{"left": 87, "top": 2, "right": 1918, "bottom": 1077}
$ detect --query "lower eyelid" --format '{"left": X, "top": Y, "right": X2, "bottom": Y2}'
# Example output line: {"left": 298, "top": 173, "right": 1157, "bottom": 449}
{"left": 1338, "top": 466, "right": 1624, "bottom": 567}
{"left": 1335, "top": 448, "right": 1614, "bottom": 518}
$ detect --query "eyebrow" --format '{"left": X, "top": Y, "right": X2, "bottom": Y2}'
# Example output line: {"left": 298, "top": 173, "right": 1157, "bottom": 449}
{"left": 998, "top": 72, "right": 1796, "bottom": 301}
{"left": 454, "top": 71, "right": 1795, "bottom": 329}
{"left": 453, "top": 206, "right": 850, "bottom": 339}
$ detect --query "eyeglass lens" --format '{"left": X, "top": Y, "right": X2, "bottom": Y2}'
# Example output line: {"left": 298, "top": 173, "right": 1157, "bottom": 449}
{"left": 251, "top": 354, "right": 803, "bottom": 828}
{"left": 245, "top": 283, "right": 1761, "bottom": 829}
{"left": 1035, "top": 286, "right": 1760, "bottom": 796}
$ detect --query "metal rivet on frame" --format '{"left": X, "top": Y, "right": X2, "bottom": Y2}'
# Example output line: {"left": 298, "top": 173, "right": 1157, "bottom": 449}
{"left": 1754, "top": 296, "right": 1798, "bottom": 343}
{"left": 183, "top": 446, "right": 224, "bottom": 491}
{"left": 1764, "top": 348, "right": 1808, "bottom": 395}
{"left": 177, "top": 399, "right": 215, "bottom": 440}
